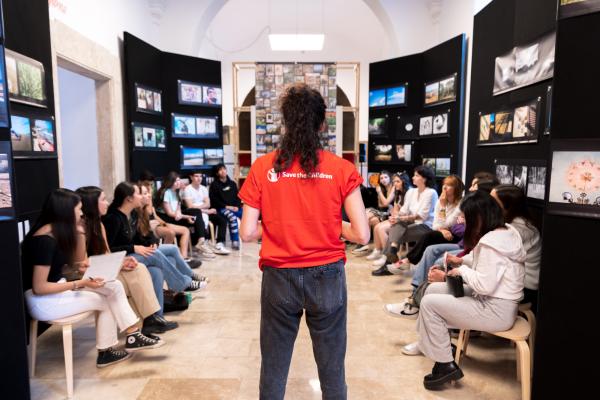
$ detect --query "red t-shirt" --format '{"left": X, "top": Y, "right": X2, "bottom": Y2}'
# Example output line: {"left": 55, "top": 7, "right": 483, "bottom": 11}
{"left": 238, "top": 150, "right": 362, "bottom": 269}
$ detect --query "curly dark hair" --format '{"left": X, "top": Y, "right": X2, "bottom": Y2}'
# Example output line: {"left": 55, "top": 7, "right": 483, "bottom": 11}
{"left": 274, "top": 83, "right": 326, "bottom": 174}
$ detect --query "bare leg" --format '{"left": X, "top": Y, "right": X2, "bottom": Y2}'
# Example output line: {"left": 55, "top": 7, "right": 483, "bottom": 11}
{"left": 167, "top": 223, "right": 191, "bottom": 259}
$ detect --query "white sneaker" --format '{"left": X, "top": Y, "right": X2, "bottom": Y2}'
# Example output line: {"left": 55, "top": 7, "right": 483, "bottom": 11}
{"left": 352, "top": 245, "right": 370, "bottom": 256}
{"left": 200, "top": 244, "right": 215, "bottom": 254}
{"left": 383, "top": 301, "right": 419, "bottom": 320}
{"left": 386, "top": 263, "right": 404, "bottom": 275}
{"left": 212, "top": 242, "right": 231, "bottom": 255}
{"left": 372, "top": 255, "right": 387, "bottom": 267}
{"left": 401, "top": 342, "right": 422, "bottom": 356}
{"left": 366, "top": 249, "right": 382, "bottom": 261}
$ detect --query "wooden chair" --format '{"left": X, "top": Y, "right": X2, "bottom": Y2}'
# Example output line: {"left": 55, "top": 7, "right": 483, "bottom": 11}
{"left": 454, "top": 316, "right": 531, "bottom": 400}
{"left": 29, "top": 311, "right": 97, "bottom": 399}
{"left": 518, "top": 302, "right": 536, "bottom": 364}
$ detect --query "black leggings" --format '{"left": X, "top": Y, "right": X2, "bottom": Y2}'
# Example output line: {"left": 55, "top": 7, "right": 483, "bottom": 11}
{"left": 209, "top": 213, "right": 228, "bottom": 243}
{"left": 406, "top": 229, "right": 458, "bottom": 264}
{"left": 157, "top": 210, "right": 205, "bottom": 246}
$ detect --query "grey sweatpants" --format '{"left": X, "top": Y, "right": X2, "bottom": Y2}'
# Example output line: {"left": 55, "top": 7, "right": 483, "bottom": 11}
{"left": 383, "top": 222, "right": 431, "bottom": 255}
{"left": 416, "top": 282, "right": 518, "bottom": 363}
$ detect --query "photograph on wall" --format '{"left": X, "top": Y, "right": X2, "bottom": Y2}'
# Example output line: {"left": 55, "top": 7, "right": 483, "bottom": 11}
{"left": 432, "top": 112, "right": 448, "bottom": 135}
{"left": 548, "top": 148, "right": 600, "bottom": 217}
{"left": 180, "top": 147, "right": 204, "bottom": 169}
{"left": 493, "top": 111, "right": 513, "bottom": 140}
{"left": 202, "top": 85, "right": 222, "bottom": 106}
{"left": 10, "top": 115, "right": 32, "bottom": 152}
{"left": 425, "top": 74, "right": 457, "bottom": 107}
{"left": 422, "top": 158, "right": 436, "bottom": 174}
{"left": 479, "top": 113, "right": 494, "bottom": 142}
{"left": 369, "top": 89, "right": 386, "bottom": 107}
{"left": 438, "top": 75, "right": 456, "bottom": 102}
{"left": 395, "top": 143, "right": 412, "bottom": 163}
{"left": 559, "top": 0, "right": 600, "bottom": 19}
{"left": 368, "top": 172, "right": 380, "bottom": 188}
{"left": 196, "top": 117, "right": 219, "bottom": 138}
{"left": 513, "top": 165, "right": 528, "bottom": 193}
{"left": 513, "top": 102, "right": 538, "bottom": 139}
{"left": 424, "top": 82, "right": 439, "bottom": 105}
{"left": 368, "top": 118, "right": 386, "bottom": 136}
{"left": 373, "top": 144, "right": 392, "bottom": 162}
{"left": 527, "top": 166, "right": 547, "bottom": 200}
{"left": 204, "top": 148, "right": 224, "bottom": 165}
{"left": 0, "top": 47, "right": 9, "bottom": 128}
{"left": 386, "top": 85, "right": 407, "bottom": 106}
{"left": 135, "top": 84, "right": 162, "bottom": 114}
{"left": 493, "top": 32, "right": 555, "bottom": 96}
{"left": 143, "top": 127, "right": 157, "bottom": 147}
{"left": 5, "top": 49, "right": 47, "bottom": 108}
{"left": 435, "top": 158, "right": 451, "bottom": 177}
{"left": 419, "top": 116, "right": 433, "bottom": 136}
{"left": 32, "top": 119, "right": 55, "bottom": 152}
{"left": 0, "top": 142, "right": 14, "bottom": 214}
{"left": 178, "top": 80, "right": 203, "bottom": 106}
{"left": 132, "top": 123, "right": 167, "bottom": 151}
{"left": 173, "top": 114, "right": 197, "bottom": 136}
{"left": 496, "top": 164, "right": 514, "bottom": 185}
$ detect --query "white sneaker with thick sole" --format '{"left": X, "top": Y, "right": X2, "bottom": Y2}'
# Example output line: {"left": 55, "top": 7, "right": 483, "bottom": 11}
{"left": 383, "top": 301, "right": 419, "bottom": 320}
{"left": 372, "top": 255, "right": 387, "bottom": 267}
{"left": 212, "top": 242, "right": 231, "bottom": 255}
{"left": 386, "top": 263, "right": 404, "bottom": 275}
{"left": 366, "top": 249, "right": 382, "bottom": 261}
{"left": 200, "top": 244, "right": 215, "bottom": 254}
{"left": 401, "top": 342, "right": 422, "bottom": 356}
{"left": 352, "top": 245, "right": 370, "bottom": 256}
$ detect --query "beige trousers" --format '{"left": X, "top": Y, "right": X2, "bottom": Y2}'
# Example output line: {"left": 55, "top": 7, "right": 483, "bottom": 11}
{"left": 117, "top": 263, "right": 160, "bottom": 327}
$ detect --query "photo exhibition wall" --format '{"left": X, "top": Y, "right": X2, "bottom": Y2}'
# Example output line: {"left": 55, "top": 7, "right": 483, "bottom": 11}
{"left": 367, "top": 33, "right": 467, "bottom": 189}
{"left": 124, "top": 32, "right": 223, "bottom": 181}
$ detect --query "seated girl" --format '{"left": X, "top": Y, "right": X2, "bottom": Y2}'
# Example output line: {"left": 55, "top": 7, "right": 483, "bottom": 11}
{"left": 22, "top": 189, "right": 162, "bottom": 368}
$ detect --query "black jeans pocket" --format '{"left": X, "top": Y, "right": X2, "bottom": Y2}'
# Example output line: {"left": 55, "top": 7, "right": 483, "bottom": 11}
{"left": 262, "top": 267, "right": 291, "bottom": 306}
{"left": 313, "top": 261, "right": 345, "bottom": 313}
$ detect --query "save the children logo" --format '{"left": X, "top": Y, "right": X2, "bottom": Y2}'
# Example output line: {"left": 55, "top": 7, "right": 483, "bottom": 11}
{"left": 267, "top": 168, "right": 280, "bottom": 182}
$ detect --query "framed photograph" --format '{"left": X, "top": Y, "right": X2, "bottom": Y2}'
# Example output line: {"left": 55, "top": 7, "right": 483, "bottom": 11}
{"left": 479, "top": 113, "right": 494, "bottom": 142}
{"left": 435, "top": 158, "right": 451, "bottom": 177}
{"left": 204, "top": 148, "right": 225, "bottom": 165}
{"left": 10, "top": 114, "right": 57, "bottom": 158}
{"left": 372, "top": 143, "right": 393, "bottom": 162}
{"left": 132, "top": 122, "right": 167, "bottom": 151}
{"left": 527, "top": 166, "right": 547, "bottom": 200}
{"left": 32, "top": 118, "right": 56, "bottom": 152}
{"left": 496, "top": 164, "right": 514, "bottom": 185}
{"left": 432, "top": 112, "right": 449, "bottom": 135}
{"left": 559, "top": 0, "right": 600, "bottom": 19}
{"left": 135, "top": 83, "right": 162, "bottom": 114}
{"left": 419, "top": 116, "right": 433, "bottom": 136}
{"left": 202, "top": 85, "right": 222, "bottom": 106}
{"left": 493, "top": 32, "right": 555, "bottom": 96}
{"left": 5, "top": 49, "right": 47, "bottom": 108}
{"left": 172, "top": 114, "right": 219, "bottom": 139}
{"left": 424, "top": 74, "right": 457, "bottom": 107}
{"left": 369, "top": 89, "right": 386, "bottom": 108}
{"left": 178, "top": 80, "right": 203, "bottom": 106}
{"left": 478, "top": 98, "right": 540, "bottom": 146}
{"left": 368, "top": 117, "right": 386, "bottom": 136}
{"left": 385, "top": 85, "right": 407, "bottom": 107}
{"left": 395, "top": 143, "right": 413, "bottom": 163}
{"left": 0, "top": 46, "right": 10, "bottom": 128}
{"left": 493, "top": 111, "right": 513, "bottom": 141}
{"left": 195, "top": 117, "right": 219, "bottom": 138}
{"left": 180, "top": 146, "right": 205, "bottom": 169}
{"left": 0, "top": 141, "right": 15, "bottom": 220}
{"left": 548, "top": 140, "right": 600, "bottom": 219}
{"left": 10, "top": 115, "right": 32, "bottom": 152}
{"left": 422, "top": 157, "right": 437, "bottom": 174}
{"left": 513, "top": 165, "right": 528, "bottom": 193}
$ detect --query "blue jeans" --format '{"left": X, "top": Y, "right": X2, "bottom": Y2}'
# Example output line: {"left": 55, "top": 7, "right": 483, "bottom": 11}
{"left": 411, "top": 243, "right": 461, "bottom": 290}
{"left": 218, "top": 208, "right": 243, "bottom": 242}
{"left": 131, "top": 244, "right": 192, "bottom": 294}
{"left": 260, "top": 260, "right": 347, "bottom": 400}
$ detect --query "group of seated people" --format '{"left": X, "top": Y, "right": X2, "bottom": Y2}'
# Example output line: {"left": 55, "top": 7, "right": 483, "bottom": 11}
{"left": 22, "top": 164, "right": 243, "bottom": 368}
{"left": 352, "top": 168, "right": 541, "bottom": 390}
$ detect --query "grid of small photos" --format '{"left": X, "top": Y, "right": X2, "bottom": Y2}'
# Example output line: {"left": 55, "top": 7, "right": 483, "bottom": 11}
{"left": 135, "top": 84, "right": 162, "bottom": 115}
{"left": 10, "top": 114, "right": 56, "bottom": 156}
{"left": 495, "top": 160, "right": 547, "bottom": 200}
{"left": 255, "top": 63, "right": 337, "bottom": 157}
{"left": 478, "top": 98, "right": 540, "bottom": 146}
{"left": 132, "top": 122, "right": 166, "bottom": 151}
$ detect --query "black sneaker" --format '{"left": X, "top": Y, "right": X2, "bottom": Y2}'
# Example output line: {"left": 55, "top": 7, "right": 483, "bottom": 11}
{"left": 191, "top": 272, "right": 208, "bottom": 282}
{"left": 185, "top": 279, "right": 207, "bottom": 292}
{"left": 125, "top": 330, "right": 164, "bottom": 352}
{"left": 96, "top": 348, "right": 132, "bottom": 368}
{"left": 142, "top": 314, "right": 179, "bottom": 334}
{"left": 372, "top": 266, "right": 393, "bottom": 276}
{"left": 188, "top": 259, "right": 202, "bottom": 269}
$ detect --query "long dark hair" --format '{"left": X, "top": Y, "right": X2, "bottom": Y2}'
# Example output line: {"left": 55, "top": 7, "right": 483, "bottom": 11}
{"left": 155, "top": 171, "right": 179, "bottom": 208}
{"left": 460, "top": 190, "right": 505, "bottom": 249}
{"left": 379, "top": 170, "right": 392, "bottom": 197}
{"left": 137, "top": 181, "right": 153, "bottom": 237}
{"left": 414, "top": 165, "right": 436, "bottom": 189}
{"left": 25, "top": 188, "right": 81, "bottom": 262}
{"left": 274, "top": 83, "right": 326, "bottom": 174}
{"left": 109, "top": 181, "right": 137, "bottom": 211}
{"left": 493, "top": 184, "right": 535, "bottom": 226}
{"left": 393, "top": 172, "right": 411, "bottom": 206}
{"left": 76, "top": 186, "right": 108, "bottom": 256}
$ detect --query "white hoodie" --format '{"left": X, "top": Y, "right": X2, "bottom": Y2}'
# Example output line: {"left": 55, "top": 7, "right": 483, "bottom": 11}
{"left": 458, "top": 223, "right": 526, "bottom": 301}
{"left": 510, "top": 217, "right": 541, "bottom": 290}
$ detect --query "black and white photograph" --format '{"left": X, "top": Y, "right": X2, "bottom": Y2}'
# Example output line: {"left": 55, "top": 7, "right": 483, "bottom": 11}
{"left": 419, "top": 116, "right": 433, "bottom": 136}
{"left": 513, "top": 165, "right": 528, "bottom": 192}
{"left": 496, "top": 164, "right": 514, "bottom": 184}
{"left": 493, "top": 31, "right": 555, "bottom": 95}
{"left": 432, "top": 113, "right": 448, "bottom": 134}
{"left": 527, "top": 166, "right": 547, "bottom": 200}
{"left": 395, "top": 144, "right": 412, "bottom": 162}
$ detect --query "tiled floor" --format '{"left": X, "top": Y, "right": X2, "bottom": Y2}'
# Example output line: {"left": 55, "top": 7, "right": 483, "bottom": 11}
{"left": 30, "top": 243, "right": 523, "bottom": 399}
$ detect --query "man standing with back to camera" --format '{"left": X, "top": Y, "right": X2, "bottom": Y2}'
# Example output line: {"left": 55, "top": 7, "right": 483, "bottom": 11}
{"left": 239, "top": 83, "right": 370, "bottom": 400}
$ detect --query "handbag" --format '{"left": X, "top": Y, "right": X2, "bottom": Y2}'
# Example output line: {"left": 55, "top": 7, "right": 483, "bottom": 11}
{"left": 163, "top": 289, "right": 189, "bottom": 312}
{"left": 446, "top": 267, "right": 464, "bottom": 297}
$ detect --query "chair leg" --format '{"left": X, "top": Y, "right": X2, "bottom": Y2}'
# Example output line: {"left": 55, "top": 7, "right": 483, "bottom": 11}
{"left": 237, "top": 218, "right": 243, "bottom": 255}
{"left": 29, "top": 320, "right": 38, "bottom": 377}
{"left": 523, "top": 309, "right": 536, "bottom": 370}
{"left": 62, "top": 324, "right": 74, "bottom": 399}
{"left": 454, "top": 329, "right": 470, "bottom": 364}
{"left": 516, "top": 340, "right": 531, "bottom": 400}
{"left": 209, "top": 222, "right": 216, "bottom": 246}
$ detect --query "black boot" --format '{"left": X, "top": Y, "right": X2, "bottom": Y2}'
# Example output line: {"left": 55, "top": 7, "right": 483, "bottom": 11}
{"left": 142, "top": 314, "right": 179, "bottom": 335}
{"left": 371, "top": 265, "right": 392, "bottom": 276}
{"left": 423, "top": 361, "right": 463, "bottom": 390}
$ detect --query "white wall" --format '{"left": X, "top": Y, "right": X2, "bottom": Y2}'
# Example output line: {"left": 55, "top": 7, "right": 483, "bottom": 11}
{"left": 57, "top": 67, "right": 100, "bottom": 190}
